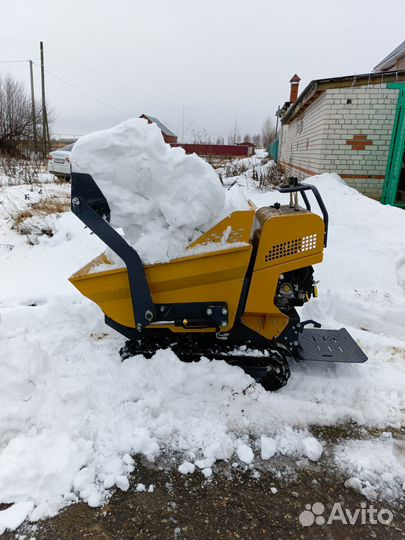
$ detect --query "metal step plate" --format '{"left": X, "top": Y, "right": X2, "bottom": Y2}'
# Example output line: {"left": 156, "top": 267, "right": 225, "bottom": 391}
{"left": 297, "top": 328, "right": 368, "bottom": 363}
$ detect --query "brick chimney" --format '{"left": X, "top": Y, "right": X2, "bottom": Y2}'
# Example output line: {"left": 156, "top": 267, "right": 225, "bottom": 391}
{"left": 289, "top": 74, "right": 301, "bottom": 103}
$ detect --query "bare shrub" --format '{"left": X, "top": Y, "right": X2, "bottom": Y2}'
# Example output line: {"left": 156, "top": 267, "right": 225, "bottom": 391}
{"left": 7, "top": 195, "right": 70, "bottom": 244}
{"left": 0, "top": 158, "right": 50, "bottom": 186}
{"left": 221, "top": 160, "right": 251, "bottom": 178}
{"left": 257, "top": 162, "right": 284, "bottom": 191}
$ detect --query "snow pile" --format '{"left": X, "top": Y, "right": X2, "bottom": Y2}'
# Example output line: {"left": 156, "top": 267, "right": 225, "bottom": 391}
{"left": 0, "top": 171, "right": 405, "bottom": 531}
{"left": 0, "top": 431, "right": 89, "bottom": 505}
{"left": 236, "top": 443, "right": 254, "bottom": 464}
{"left": 260, "top": 436, "right": 276, "bottom": 460}
{"left": 71, "top": 118, "right": 247, "bottom": 264}
{"left": 301, "top": 437, "right": 323, "bottom": 462}
{"left": 0, "top": 300, "right": 329, "bottom": 525}
{"left": 178, "top": 462, "right": 195, "bottom": 475}
{"left": 0, "top": 502, "right": 34, "bottom": 535}
{"left": 335, "top": 438, "right": 405, "bottom": 501}
{"left": 303, "top": 174, "right": 405, "bottom": 339}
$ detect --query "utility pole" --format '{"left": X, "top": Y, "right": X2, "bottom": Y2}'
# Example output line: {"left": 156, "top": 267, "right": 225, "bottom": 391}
{"left": 40, "top": 41, "right": 48, "bottom": 157}
{"left": 45, "top": 110, "right": 50, "bottom": 149}
{"left": 29, "top": 60, "right": 38, "bottom": 156}
{"left": 275, "top": 106, "right": 282, "bottom": 138}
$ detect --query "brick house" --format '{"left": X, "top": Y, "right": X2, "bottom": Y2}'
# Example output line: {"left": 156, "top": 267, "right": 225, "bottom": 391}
{"left": 277, "top": 70, "right": 404, "bottom": 201}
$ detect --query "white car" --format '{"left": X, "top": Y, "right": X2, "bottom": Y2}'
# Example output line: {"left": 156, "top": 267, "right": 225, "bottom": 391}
{"left": 48, "top": 143, "right": 74, "bottom": 180}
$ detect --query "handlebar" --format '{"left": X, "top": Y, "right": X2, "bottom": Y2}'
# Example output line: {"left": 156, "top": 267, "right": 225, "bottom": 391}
{"left": 277, "top": 178, "right": 329, "bottom": 247}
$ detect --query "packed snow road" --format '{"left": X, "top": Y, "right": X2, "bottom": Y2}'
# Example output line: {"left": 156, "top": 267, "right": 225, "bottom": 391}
{"left": 0, "top": 168, "right": 404, "bottom": 536}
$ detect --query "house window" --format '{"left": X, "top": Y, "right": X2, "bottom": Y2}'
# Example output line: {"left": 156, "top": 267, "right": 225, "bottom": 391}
{"left": 297, "top": 118, "right": 304, "bottom": 135}
{"left": 306, "top": 138, "right": 309, "bottom": 150}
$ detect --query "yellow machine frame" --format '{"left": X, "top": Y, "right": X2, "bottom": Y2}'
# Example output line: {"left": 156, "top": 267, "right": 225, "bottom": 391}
{"left": 70, "top": 203, "right": 324, "bottom": 341}
{"left": 69, "top": 171, "right": 368, "bottom": 391}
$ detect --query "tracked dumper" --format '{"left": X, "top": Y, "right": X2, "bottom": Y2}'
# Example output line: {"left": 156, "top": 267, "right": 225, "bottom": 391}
{"left": 69, "top": 173, "right": 367, "bottom": 390}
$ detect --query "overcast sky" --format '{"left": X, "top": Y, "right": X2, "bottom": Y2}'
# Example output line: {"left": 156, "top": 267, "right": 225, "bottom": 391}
{"left": 1, "top": 0, "right": 404, "bottom": 141}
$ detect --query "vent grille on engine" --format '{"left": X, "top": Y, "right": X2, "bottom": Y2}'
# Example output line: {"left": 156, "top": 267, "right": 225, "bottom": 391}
{"left": 264, "top": 233, "right": 317, "bottom": 262}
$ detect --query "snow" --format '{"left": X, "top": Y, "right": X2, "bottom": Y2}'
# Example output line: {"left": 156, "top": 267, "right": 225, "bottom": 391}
{"left": 0, "top": 163, "right": 404, "bottom": 531}
{"left": 236, "top": 443, "right": 254, "bottom": 464}
{"left": 0, "top": 502, "right": 34, "bottom": 535}
{"left": 0, "top": 430, "right": 89, "bottom": 506}
{"left": 70, "top": 118, "right": 248, "bottom": 264}
{"left": 301, "top": 437, "right": 323, "bottom": 462}
{"left": 178, "top": 462, "right": 195, "bottom": 475}
{"left": 195, "top": 458, "right": 215, "bottom": 469}
{"left": 335, "top": 438, "right": 405, "bottom": 501}
{"left": 115, "top": 476, "right": 130, "bottom": 492}
{"left": 202, "top": 468, "right": 213, "bottom": 479}
{"left": 260, "top": 436, "right": 276, "bottom": 460}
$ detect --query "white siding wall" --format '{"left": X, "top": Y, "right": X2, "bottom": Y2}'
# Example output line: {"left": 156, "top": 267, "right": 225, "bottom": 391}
{"left": 278, "top": 84, "right": 399, "bottom": 199}
{"left": 279, "top": 91, "right": 329, "bottom": 176}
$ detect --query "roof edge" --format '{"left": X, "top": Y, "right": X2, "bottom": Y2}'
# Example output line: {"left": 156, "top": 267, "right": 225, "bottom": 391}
{"left": 374, "top": 40, "right": 405, "bottom": 71}
{"left": 139, "top": 113, "right": 177, "bottom": 138}
{"left": 281, "top": 69, "right": 405, "bottom": 124}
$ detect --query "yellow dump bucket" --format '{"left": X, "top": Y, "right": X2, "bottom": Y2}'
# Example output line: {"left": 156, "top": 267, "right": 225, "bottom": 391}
{"left": 69, "top": 209, "right": 255, "bottom": 332}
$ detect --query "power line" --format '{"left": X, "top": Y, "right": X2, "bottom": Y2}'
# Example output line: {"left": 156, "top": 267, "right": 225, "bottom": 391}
{"left": 43, "top": 47, "right": 240, "bottom": 129}
{"left": 44, "top": 59, "right": 141, "bottom": 109}
{"left": 45, "top": 46, "right": 185, "bottom": 109}
{"left": 34, "top": 62, "right": 132, "bottom": 117}
{"left": 0, "top": 35, "right": 35, "bottom": 45}
{"left": 0, "top": 59, "right": 29, "bottom": 63}
{"left": 1, "top": 40, "right": 231, "bottom": 120}
{"left": 1, "top": 36, "right": 263, "bottom": 118}
{"left": 1, "top": 39, "right": 259, "bottom": 135}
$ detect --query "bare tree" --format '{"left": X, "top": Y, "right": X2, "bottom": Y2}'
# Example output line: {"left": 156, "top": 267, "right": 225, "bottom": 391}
{"left": 261, "top": 117, "right": 276, "bottom": 148}
{"left": 191, "top": 129, "right": 212, "bottom": 144}
{"left": 252, "top": 133, "right": 262, "bottom": 147}
{"left": 0, "top": 74, "right": 54, "bottom": 157}
{"left": 243, "top": 133, "right": 251, "bottom": 143}
{"left": 0, "top": 75, "right": 36, "bottom": 156}
{"left": 215, "top": 135, "right": 225, "bottom": 145}
{"left": 228, "top": 121, "right": 241, "bottom": 145}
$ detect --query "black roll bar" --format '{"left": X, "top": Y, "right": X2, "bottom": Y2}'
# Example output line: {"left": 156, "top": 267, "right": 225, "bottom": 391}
{"left": 71, "top": 172, "right": 156, "bottom": 328}
{"left": 277, "top": 178, "right": 329, "bottom": 246}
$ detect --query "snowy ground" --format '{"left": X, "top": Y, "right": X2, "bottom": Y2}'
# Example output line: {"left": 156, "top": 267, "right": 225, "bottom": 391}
{"left": 0, "top": 158, "right": 404, "bottom": 535}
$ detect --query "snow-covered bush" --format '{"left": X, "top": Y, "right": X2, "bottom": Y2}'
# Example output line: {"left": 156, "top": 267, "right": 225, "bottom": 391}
{"left": 4, "top": 195, "right": 70, "bottom": 244}
{"left": 0, "top": 158, "right": 53, "bottom": 187}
